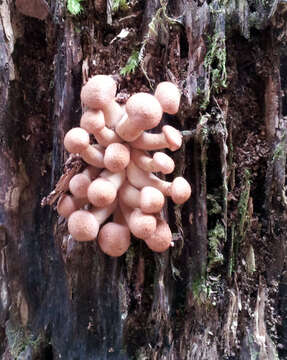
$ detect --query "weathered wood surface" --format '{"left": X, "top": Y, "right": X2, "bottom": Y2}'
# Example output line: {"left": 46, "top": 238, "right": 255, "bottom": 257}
{"left": 0, "top": 0, "right": 287, "bottom": 359}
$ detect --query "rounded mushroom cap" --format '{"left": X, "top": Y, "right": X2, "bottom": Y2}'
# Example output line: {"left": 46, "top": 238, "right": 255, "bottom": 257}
{"left": 81, "top": 144, "right": 105, "bottom": 168}
{"left": 57, "top": 194, "right": 78, "bottom": 218}
{"left": 153, "top": 152, "right": 175, "bottom": 174}
{"left": 68, "top": 210, "right": 99, "bottom": 241}
{"left": 87, "top": 178, "right": 117, "bottom": 207}
{"left": 98, "top": 222, "right": 131, "bottom": 257}
{"left": 129, "top": 208, "right": 157, "bottom": 239}
{"left": 154, "top": 82, "right": 181, "bottom": 114}
{"left": 170, "top": 177, "right": 191, "bottom": 204}
{"left": 81, "top": 75, "right": 117, "bottom": 110}
{"left": 140, "top": 186, "right": 165, "bottom": 214}
{"left": 69, "top": 173, "right": 91, "bottom": 199}
{"left": 126, "top": 93, "right": 163, "bottom": 130}
{"left": 162, "top": 125, "right": 182, "bottom": 151}
{"left": 64, "top": 127, "right": 90, "bottom": 154}
{"left": 80, "top": 110, "right": 105, "bottom": 134}
{"left": 144, "top": 219, "right": 172, "bottom": 252}
{"left": 104, "top": 143, "right": 130, "bottom": 173}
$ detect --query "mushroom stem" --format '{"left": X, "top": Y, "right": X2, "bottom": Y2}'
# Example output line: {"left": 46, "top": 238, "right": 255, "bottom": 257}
{"left": 131, "top": 149, "right": 175, "bottom": 174}
{"left": 94, "top": 126, "right": 122, "bottom": 147}
{"left": 81, "top": 144, "right": 105, "bottom": 168}
{"left": 143, "top": 219, "right": 172, "bottom": 253}
{"left": 90, "top": 200, "right": 118, "bottom": 224}
{"left": 103, "top": 100, "right": 125, "bottom": 128}
{"left": 130, "top": 125, "right": 182, "bottom": 151}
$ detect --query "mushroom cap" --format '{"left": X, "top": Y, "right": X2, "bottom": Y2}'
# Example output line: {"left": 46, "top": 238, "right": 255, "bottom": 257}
{"left": 87, "top": 178, "right": 117, "bottom": 207}
{"left": 104, "top": 143, "right": 130, "bottom": 173}
{"left": 162, "top": 125, "right": 182, "bottom": 151}
{"left": 57, "top": 194, "right": 78, "bottom": 218}
{"left": 69, "top": 173, "right": 91, "bottom": 199}
{"left": 129, "top": 208, "right": 157, "bottom": 239}
{"left": 154, "top": 82, "right": 181, "bottom": 114}
{"left": 64, "top": 127, "right": 90, "bottom": 154}
{"left": 144, "top": 219, "right": 172, "bottom": 252}
{"left": 80, "top": 110, "right": 105, "bottom": 134}
{"left": 170, "top": 177, "right": 191, "bottom": 204}
{"left": 98, "top": 222, "right": 131, "bottom": 257}
{"left": 68, "top": 210, "right": 99, "bottom": 241}
{"left": 81, "top": 144, "right": 105, "bottom": 168}
{"left": 140, "top": 186, "right": 165, "bottom": 214}
{"left": 153, "top": 152, "right": 175, "bottom": 174}
{"left": 126, "top": 93, "right": 163, "bottom": 130}
{"left": 81, "top": 75, "right": 117, "bottom": 110}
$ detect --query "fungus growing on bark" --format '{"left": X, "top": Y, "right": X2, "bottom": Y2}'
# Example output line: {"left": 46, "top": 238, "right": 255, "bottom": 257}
{"left": 46, "top": 75, "right": 192, "bottom": 257}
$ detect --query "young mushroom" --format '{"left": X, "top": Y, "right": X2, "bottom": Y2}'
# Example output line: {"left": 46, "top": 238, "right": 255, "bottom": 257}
{"left": 127, "top": 161, "right": 191, "bottom": 205}
{"left": 115, "top": 93, "right": 163, "bottom": 142}
{"left": 57, "top": 194, "right": 86, "bottom": 219}
{"left": 143, "top": 219, "right": 172, "bottom": 253}
{"left": 130, "top": 125, "right": 182, "bottom": 151}
{"left": 81, "top": 144, "right": 105, "bottom": 168}
{"left": 87, "top": 169, "right": 125, "bottom": 207}
{"left": 94, "top": 126, "right": 122, "bottom": 147}
{"left": 119, "top": 182, "right": 165, "bottom": 214}
{"left": 104, "top": 143, "right": 130, "bottom": 173}
{"left": 119, "top": 201, "right": 157, "bottom": 239}
{"left": 97, "top": 208, "right": 131, "bottom": 257}
{"left": 131, "top": 149, "right": 175, "bottom": 174}
{"left": 64, "top": 127, "right": 90, "bottom": 154}
{"left": 69, "top": 173, "right": 91, "bottom": 199}
{"left": 80, "top": 75, "right": 124, "bottom": 128}
{"left": 154, "top": 81, "right": 181, "bottom": 115}
{"left": 80, "top": 109, "right": 105, "bottom": 135}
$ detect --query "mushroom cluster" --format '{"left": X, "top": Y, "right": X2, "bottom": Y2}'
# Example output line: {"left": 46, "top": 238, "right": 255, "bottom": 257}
{"left": 57, "top": 75, "right": 191, "bottom": 257}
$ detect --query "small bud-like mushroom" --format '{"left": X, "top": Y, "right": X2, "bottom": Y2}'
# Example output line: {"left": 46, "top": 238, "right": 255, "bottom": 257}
{"left": 81, "top": 144, "right": 105, "bottom": 168}
{"left": 127, "top": 161, "right": 191, "bottom": 205}
{"left": 68, "top": 210, "right": 100, "bottom": 241}
{"left": 104, "top": 143, "right": 130, "bottom": 173}
{"left": 57, "top": 194, "right": 78, "bottom": 218}
{"left": 98, "top": 222, "right": 131, "bottom": 257}
{"left": 130, "top": 125, "right": 182, "bottom": 152}
{"left": 80, "top": 75, "right": 124, "bottom": 128}
{"left": 143, "top": 219, "right": 172, "bottom": 252}
{"left": 87, "top": 170, "right": 125, "bottom": 207}
{"left": 69, "top": 173, "right": 91, "bottom": 199}
{"left": 154, "top": 82, "right": 181, "bottom": 114}
{"left": 119, "top": 182, "right": 165, "bottom": 214}
{"left": 119, "top": 201, "right": 157, "bottom": 239}
{"left": 116, "top": 93, "right": 163, "bottom": 142}
{"left": 131, "top": 149, "right": 175, "bottom": 174}
{"left": 64, "top": 127, "right": 90, "bottom": 154}
{"left": 80, "top": 110, "right": 105, "bottom": 134}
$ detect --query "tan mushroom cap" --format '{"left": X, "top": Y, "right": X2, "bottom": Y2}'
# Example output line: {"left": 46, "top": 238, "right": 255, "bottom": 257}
{"left": 154, "top": 82, "right": 181, "bottom": 114}
{"left": 104, "top": 143, "right": 130, "bottom": 173}
{"left": 80, "top": 110, "right": 105, "bottom": 135}
{"left": 57, "top": 194, "right": 78, "bottom": 219}
{"left": 144, "top": 219, "right": 172, "bottom": 252}
{"left": 81, "top": 75, "right": 117, "bottom": 110}
{"left": 170, "top": 177, "right": 191, "bottom": 205}
{"left": 64, "top": 127, "right": 90, "bottom": 154}
{"left": 126, "top": 92, "right": 163, "bottom": 130}
{"left": 81, "top": 144, "right": 105, "bottom": 168}
{"left": 162, "top": 125, "right": 182, "bottom": 151}
{"left": 69, "top": 173, "right": 91, "bottom": 199}
{"left": 87, "top": 178, "right": 117, "bottom": 207}
{"left": 68, "top": 210, "right": 99, "bottom": 241}
{"left": 98, "top": 222, "right": 131, "bottom": 257}
{"left": 140, "top": 186, "right": 165, "bottom": 214}
{"left": 129, "top": 208, "right": 157, "bottom": 239}
{"left": 153, "top": 152, "right": 175, "bottom": 174}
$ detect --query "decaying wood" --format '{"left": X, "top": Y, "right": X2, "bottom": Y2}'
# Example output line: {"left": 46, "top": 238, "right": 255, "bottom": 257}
{"left": 0, "top": 0, "right": 287, "bottom": 359}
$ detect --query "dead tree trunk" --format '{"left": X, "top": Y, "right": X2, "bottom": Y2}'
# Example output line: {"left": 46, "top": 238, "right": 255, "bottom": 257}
{"left": 1, "top": 0, "right": 287, "bottom": 359}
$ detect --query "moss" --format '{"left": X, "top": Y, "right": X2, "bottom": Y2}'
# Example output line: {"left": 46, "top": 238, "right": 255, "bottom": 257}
{"left": 67, "top": 0, "right": 83, "bottom": 15}
{"left": 120, "top": 50, "right": 140, "bottom": 76}
{"left": 207, "top": 193, "right": 222, "bottom": 216}
{"left": 208, "top": 222, "right": 225, "bottom": 270}
{"left": 272, "top": 138, "right": 286, "bottom": 162}
{"left": 238, "top": 169, "right": 251, "bottom": 239}
{"left": 112, "top": 0, "right": 129, "bottom": 13}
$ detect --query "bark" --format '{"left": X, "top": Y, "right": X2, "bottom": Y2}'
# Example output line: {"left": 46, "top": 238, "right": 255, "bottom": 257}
{"left": 0, "top": 0, "right": 287, "bottom": 359}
